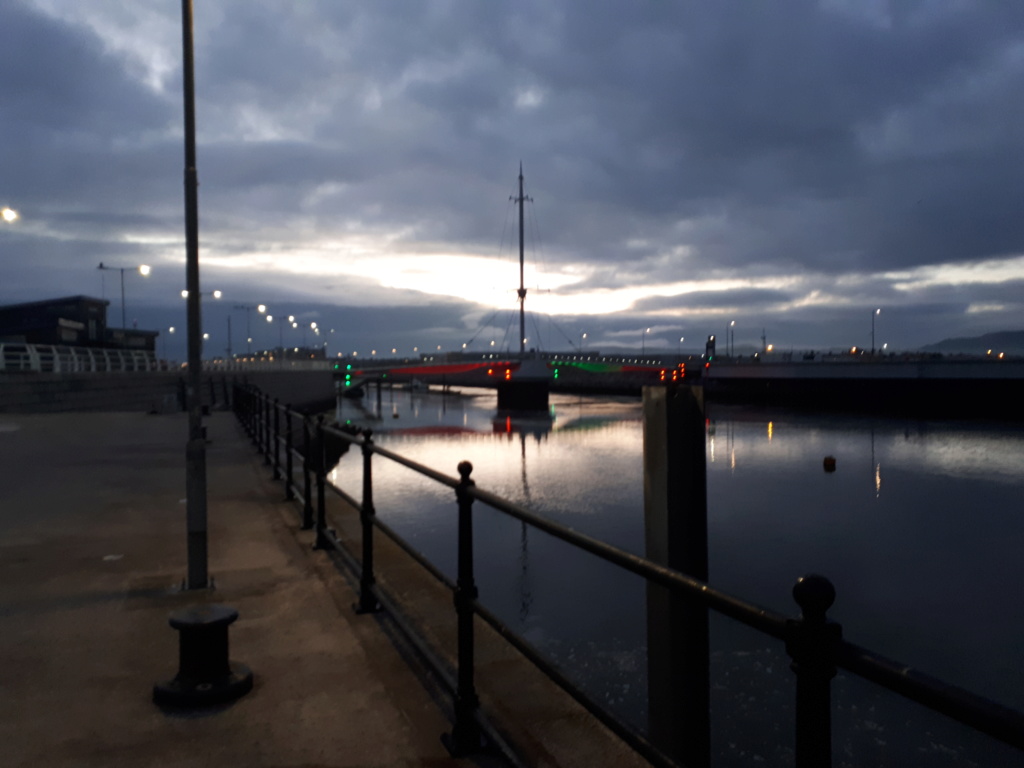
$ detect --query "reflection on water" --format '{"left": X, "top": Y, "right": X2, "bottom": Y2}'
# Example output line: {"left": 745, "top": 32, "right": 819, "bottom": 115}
{"left": 331, "top": 386, "right": 1024, "bottom": 765}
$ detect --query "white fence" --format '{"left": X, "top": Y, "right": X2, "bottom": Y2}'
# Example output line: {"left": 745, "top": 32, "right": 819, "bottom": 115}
{"left": 0, "top": 343, "right": 340, "bottom": 375}
{"left": 0, "top": 343, "right": 161, "bottom": 374}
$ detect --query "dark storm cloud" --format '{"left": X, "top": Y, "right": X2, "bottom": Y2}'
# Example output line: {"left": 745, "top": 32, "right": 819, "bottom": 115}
{"left": 176, "top": 1, "right": 1024, "bottom": 275}
{"left": 0, "top": 3, "right": 177, "bottom": 211}
{"left": 635, "top": 288, "right": 796, "bottom": 313}
{"left": 6, "top": 0, "right": 1024, "bottom": 353}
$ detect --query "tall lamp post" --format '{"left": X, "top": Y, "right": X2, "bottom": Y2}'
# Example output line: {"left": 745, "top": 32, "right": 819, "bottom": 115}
{"left": 97, "top": 262, "right": 151, "bottom": 329}
{"left": 181, "top": 0, "right": 207, "bottom": 590}
{"left": 160, "top": 326, "right": 176, "bottom": 366}
{"left": 871, "top": 308, "right": 881, "bottom": 355}
{"left": 729, "top": 320, "right": 736, "bottom": 357}
{"left": 642, "top": 327, "right": 650, "bottom": 355}
{"left": 265, "top": 313, "right": 294, "bottom": 351}
{"left": 233, "top": 303, "right": 267, "bottom": 354}
{"left": 182, "top": 290, "right": 222, "bottom": 359}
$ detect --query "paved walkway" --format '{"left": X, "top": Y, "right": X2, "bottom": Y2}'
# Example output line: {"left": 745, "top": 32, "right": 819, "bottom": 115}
{"left": 0, "top": 410, "right": 492, "bottom": 768}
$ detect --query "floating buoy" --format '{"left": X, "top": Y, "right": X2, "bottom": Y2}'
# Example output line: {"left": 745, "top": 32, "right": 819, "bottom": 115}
{"left": 823, "top": 456, "right": 837, "bottom": 473}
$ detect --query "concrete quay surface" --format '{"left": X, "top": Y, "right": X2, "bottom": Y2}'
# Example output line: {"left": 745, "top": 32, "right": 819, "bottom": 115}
{"left": 0, "top": 410, "right": 503, "bottom": 768}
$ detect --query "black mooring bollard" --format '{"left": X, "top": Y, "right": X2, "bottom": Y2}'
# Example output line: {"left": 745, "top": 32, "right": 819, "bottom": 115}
{"left": 153, "top": 604, "right": 253, "bottom": 707}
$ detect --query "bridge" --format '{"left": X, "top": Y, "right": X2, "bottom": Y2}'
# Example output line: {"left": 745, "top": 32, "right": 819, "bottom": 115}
{"left": 5, "top": 339, "right": 1024, "bottom": 419}
{"left": 335, "top": 351, "right": 690, "bottom": 403}
{"left": 700, "top": 355, "right": 1024, "bottom": 419}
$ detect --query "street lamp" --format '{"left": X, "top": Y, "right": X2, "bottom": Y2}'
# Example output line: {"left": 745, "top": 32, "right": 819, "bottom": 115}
{"left": 678, "top": 336, "right": 685, "bottom": 356}
{"left": 97, "top": 262, "right": 151, "bottom": 329}
{"left": 233, "top": 304, "right": 267, "bottom": 354}
{"left": 265, "top": 313, "right": 289, "bottom": 351}
{"left": 160, "top": 326, "right": 176, "bottom": 366}
{"left": 871, "top": 308, "right": 881, "bottom": 355}
{"left": 642, "top": 327, "right": 650, "bottom": 355}
{"left": 1, "top": 207, "right": 18, "bottom": 223}
{"left": 729, "top": 320, "right": 736, "bottom": 357}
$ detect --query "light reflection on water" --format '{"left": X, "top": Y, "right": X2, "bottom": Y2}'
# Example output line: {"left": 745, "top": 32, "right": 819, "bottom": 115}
{"left": 330, "top": 386, "right": 1024, "bottom": 765}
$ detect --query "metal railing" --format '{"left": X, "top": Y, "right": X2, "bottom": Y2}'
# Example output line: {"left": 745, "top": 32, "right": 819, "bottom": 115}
{"left": 233, "top": 383, "right": 1024, "bottom": 768}
{"left": 0, "top": 342, "right": 162, "bottom": 373}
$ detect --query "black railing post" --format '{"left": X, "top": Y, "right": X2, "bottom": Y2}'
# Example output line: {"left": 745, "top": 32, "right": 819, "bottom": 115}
{"left": 272, "top": 398, "right": 281, "bottom": 480}
{"left": 314, "top": 416, "right": 330, "bottom": 550}
{"left": 250, "top": 389, "right": 260, "bottom": 447}
{"left": 284, "top": 406, "right": 295, "bottom": 501}
{"left": 301, "top": 415, "right": 313, "bottom": 529}
{"left": 787, "top": 574, "right": 841, "bottom": 768}
{"left": 355, "top": 430, "right": 380, "bottom": 613}
{"left": 444, "top": 460, "right": 483, "bottom": 756}
{"left": 266, "top": 397, "right": 274, "bottom": 462}
{"left": 239, "top": 386, "right": 248, "bottom": 436}
{"left": 241, "top": 386, "right": 250, "bottom": 435}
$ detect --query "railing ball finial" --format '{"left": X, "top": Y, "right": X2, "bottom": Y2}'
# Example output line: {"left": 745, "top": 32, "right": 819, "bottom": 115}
{"left": 457, "top": 461, "right": 473, "bottom": 482}
{"left": 793, "top": 573, "right": 835, "bottom": 624}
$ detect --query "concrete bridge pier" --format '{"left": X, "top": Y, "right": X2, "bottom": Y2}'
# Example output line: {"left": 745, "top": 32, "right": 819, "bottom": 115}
{"left": 643, "top": 384, "right": 710, "bottom": 766}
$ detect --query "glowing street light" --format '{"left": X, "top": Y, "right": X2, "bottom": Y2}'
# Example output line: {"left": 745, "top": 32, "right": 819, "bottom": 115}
{"left": 234, "top": 304, "right": 267, "bottom": 354}
{"left": 1, "top": 207, "right": 18, "bottom": 223}
{"left": 97, "top": 262, "right": 151, "bottom": 330}
{"left": 871, "top": 308, "right": 881, "bottom": 355}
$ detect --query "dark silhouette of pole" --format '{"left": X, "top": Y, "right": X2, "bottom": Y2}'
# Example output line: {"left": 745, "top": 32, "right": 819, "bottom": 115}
{"left": 181, "top": 0, "right": 208, "bottom": 590}
{"left": 97, "top": 262, "right": 149, "bottom": 334}
{"left": 644, "top": 384, "right": 710, "bottom": 766}
{"left": 512, "top": 163, "right": 531, "bottom": 355}
{"left": 119, "top": 269, "right": 126, "bottom": 329}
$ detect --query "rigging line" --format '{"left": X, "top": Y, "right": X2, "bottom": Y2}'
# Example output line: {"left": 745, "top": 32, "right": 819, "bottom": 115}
{"left": 500, "top": 309, "right": 516, "bottom": 352}
{"left": 525, "top": 193, "right": 549, "bottom": 290}
{"left": 527, "top": 310, "right": 546, "bottom": 352}
{"left": 462, "top": 305, "right": 505, "bottom": 348}
{"left": 498, "top": 190, "right": 516, "bottom": 260}
{"left": 548, "top": 315, "right": 583, "bottom": 351}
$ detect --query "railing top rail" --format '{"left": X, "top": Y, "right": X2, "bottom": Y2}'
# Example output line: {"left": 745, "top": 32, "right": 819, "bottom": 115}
{"left": 369, "top": 441, "right": 462, "bottom": 490}
{"left": 838, "top": 641, "right": 1024, "bottom": 750}
{"left": 467, "top": 482, "right": 790, "bottom": 639}
{"left": 262, "top": 387, "right": 1024, "bottom": 754}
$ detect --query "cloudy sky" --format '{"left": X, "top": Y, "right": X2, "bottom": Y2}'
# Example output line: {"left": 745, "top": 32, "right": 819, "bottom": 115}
{"left": 3, "top": 0, "right": 1024, "bottom": 360}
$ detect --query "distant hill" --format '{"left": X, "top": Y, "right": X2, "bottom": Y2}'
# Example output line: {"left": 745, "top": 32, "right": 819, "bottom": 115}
{"left": 920, "top": 330, "right": 1024, "bottom": 356}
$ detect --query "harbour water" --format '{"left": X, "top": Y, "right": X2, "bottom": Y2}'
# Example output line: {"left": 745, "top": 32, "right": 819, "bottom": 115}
{"left": 330, "top": 384, "right": 1024, "bottom": 767}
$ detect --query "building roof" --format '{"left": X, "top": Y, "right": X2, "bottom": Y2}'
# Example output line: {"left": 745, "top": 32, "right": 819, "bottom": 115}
{"left": 0, "top": 295, "right": 110, "bottom": 312}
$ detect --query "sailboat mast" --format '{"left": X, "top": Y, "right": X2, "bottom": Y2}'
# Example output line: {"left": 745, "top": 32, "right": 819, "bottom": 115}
{"left": 514, "top": 163, "right": 530, "bottom": 355}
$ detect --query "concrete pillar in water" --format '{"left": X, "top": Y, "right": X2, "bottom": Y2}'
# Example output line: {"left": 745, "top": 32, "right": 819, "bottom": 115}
{"left": 643, "top": 384, "right": 710, "bottom": 766}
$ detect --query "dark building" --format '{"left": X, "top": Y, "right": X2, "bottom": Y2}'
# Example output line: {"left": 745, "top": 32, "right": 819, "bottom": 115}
{"left": 0, "top": 295, "right": 157, "bottom": 352}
